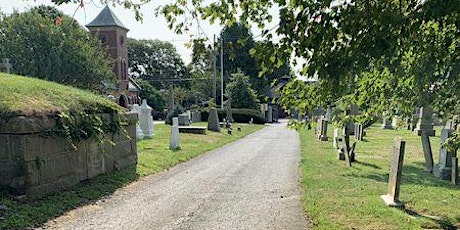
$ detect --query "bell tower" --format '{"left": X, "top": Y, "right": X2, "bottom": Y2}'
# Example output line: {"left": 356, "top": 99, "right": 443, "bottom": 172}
{"left": 86, "top": 6, "right": 129, "bottom": 95}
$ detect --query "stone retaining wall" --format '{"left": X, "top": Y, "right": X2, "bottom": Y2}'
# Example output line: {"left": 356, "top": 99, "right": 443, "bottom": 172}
{"left": 0, "top": 112, "right": 138, "bottom": 198}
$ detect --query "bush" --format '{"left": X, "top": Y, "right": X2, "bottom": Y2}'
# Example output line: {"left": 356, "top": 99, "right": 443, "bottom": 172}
{"left": 165, "top": 107, "right": 184, "bottom": 125}
{"left": 199, "top": 108, "right": 265, "bottom": 124}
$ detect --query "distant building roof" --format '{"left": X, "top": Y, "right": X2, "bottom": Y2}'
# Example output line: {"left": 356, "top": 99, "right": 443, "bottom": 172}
{"left": 128, "top": 77, "right": 141, "bottom": 92}
{"left": 86, "top": 6, "right": 128, "bottom": 31}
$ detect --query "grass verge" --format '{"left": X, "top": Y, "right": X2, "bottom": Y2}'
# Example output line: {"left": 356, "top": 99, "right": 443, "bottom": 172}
{"left": 0, "top": 122, "right": 264, "bottom": 229}
{"left": 300, "top": 123, "right": 460, "bottom": 230}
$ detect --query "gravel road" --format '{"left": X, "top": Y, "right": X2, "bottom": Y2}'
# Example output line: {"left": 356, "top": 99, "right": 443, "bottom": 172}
{"left": 39, "top": 121, "right": 309, "bottom": 230}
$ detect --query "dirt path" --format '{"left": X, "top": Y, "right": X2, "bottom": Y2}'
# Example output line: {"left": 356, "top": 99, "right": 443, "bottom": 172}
{"left": 39, "top": 121, "right": 309, "bottom": 230}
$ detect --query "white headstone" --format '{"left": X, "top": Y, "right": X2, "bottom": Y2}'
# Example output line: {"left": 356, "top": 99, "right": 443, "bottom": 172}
{"left": 139, "top": 99, "right": 154, "bottom": 138}
{"left": 131, "top": 104, "right": 144, "bottom": 140}
{"left": 169, "top": 117, "right": 180, "bottom": 150}
{"left": 333, "top": 128, "right": 340, "bottom": 149}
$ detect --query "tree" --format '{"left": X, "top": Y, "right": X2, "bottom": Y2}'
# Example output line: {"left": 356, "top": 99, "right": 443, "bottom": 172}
{"left": 225, "top": 72, "right": 259, "bottom": 109}
{"left": 127, "top": 38, "right": 189, "bottom": 89}
{"left": 136, "top": 79, "right": 165, "bottom": 110}
{"left": 0, "top": 6, "right": 115, "bottom": 91}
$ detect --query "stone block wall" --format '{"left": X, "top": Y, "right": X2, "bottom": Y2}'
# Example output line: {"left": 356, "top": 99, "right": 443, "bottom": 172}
{"left": 0, "top": 112, "right": 137, "bottom": 198}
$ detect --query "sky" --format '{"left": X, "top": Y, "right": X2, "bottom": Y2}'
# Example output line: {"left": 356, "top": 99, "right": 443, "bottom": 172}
{"left": 0, "top": 0, "right": 226, "bottom": 64}
{"left": 0, "top": 0, "right": 279, "bottom": 66}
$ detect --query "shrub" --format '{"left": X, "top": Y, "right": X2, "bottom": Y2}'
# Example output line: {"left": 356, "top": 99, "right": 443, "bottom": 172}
{"left": 199, "top": 108, "right": 265, "bottom": 124}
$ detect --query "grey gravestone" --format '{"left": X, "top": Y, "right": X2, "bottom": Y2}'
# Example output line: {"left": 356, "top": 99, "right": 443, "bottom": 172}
{"left": 207, "top": 107, "right": 221, "bottom": 132}
{"left": 414, "top": 106, "right": 435, "bottom": 136}
{"left": 382, "top": 115, "right": 393, "bottom": 129}
{"left": 131, "top": 104, "right": 144, "bottom": 140}
{"left": 169, "top": 117, "right": 181, "bottom": 150}
{"left": 325, "top": 106, "right": 333, "bottom": 122}
{"left": 392, "top": 116, "right": 399, "bottom": 128}
{"left": 381, "top": 137, "right": 406, "bottom": 208}
{"left": 433, "top": 129, "right": 455, "bottom": 180}
{"left": 452, "top": 157, "right": 458, "bottom": 185}
{"left": 355, "top": 123, "right": 363, "bottom": 141}
{"left": 139, "top": 99, "right": 154, "bottom": 138}
{"left": 319, "top": 119, "right": 328, "bottom": 141}
{"left": 420, "top": 132, "right": 434, "bottom": 172}
{"left": 226, "top": 99, "right": 233, "bottom": 123}
{"left": 178, "top": 113, "right": 190, "bottom": 126}
{"left": 0, "top": 58, "right": 12, "bottom": 73}
{"left": 266, "top": 105, "right": 273, "bottom": 123}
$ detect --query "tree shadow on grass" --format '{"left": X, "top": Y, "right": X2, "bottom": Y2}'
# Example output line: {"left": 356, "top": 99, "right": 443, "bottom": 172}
{"left": 346, "top": 163, "right": 458, "bottom": 190}
{"left": 404, "top": 209, "right": 460, "bottom": 230}
{"left": 354, "top": 160, "right": 382, "bottom": 170}
{"left": 0, "top": 166, "right": 139, "bottom": 230}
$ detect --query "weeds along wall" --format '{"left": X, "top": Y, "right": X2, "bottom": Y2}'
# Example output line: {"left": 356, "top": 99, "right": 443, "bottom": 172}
{"left": 0, "top": 112, "right": 138, "bottom": 198}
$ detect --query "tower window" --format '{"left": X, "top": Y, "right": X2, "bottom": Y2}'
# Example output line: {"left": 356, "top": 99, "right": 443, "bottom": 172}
{"left": 98, "top": 34, "right": 108, "bottom": 44}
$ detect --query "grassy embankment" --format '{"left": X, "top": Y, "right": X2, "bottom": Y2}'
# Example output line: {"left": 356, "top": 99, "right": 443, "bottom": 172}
{"left": 0, "top": 73, "right": 265, "bottom": 229}
{"left": 300, "top": 123, "right": 460, "bottom": 229}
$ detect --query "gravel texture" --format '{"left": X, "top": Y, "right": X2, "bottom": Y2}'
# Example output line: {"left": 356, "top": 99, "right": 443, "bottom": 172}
{"left": 39, "top": 121, "right": 309, "bottom": 230}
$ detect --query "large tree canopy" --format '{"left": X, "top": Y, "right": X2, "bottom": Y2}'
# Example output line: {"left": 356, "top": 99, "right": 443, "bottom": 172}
{"left": 0, "top": 5, "right": 115, "bottom": 91}
{"left": 128, "top": 38, "right": 189, "bottom": 89}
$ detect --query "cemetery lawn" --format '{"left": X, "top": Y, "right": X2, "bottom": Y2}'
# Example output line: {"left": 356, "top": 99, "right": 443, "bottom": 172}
{"left": 0, "top": 122, "right": 264, "bottom": 229}
{"left": 299, "top": 124, "right": 460, "bottom": 230}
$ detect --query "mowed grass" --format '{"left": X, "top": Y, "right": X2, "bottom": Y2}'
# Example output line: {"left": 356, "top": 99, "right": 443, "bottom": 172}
{"left": 0, "top": 122, "right": 264, "bottom": 229}
{"left": 300, "top": 123, "right": 460, "bottom": 230}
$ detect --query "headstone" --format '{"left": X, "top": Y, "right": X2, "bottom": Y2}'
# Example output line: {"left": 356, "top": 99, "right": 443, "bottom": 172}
{"left": 319, "top": 119, "right": 328, "bottom": 141}
{"left": 191, "top": 111, "right": 202, "bottom": 123}
{"left": 226, "top": 99, "right": 233, "bottom": 123}
{"left": 273, "top": 107, "right": 279, "bottom": 122}
{"left": 333, "top": 128, "right": 340, "bottom": 149}
{"left": 186, "top": 110, "right": 192, "bottom": 122}
{"left": 414, "top": 106, "right": 435, "bottom": 136}
{"left": 139, "top": 99, "right": 154, "bottom": 138}
{"left": 260, "top": 103, "right": 268, "bottom": 116}
{"left": 266, "top": 105, "right": 273, "bottom": 123}
{"left": 131, "top": 104, "right": 144, "bottom": 140}
{"left": 354, "top": 123, "right": 363, "bottom": 141}
{"left": 382, "top": 115, "right": 393, "bottom": 129}
{"left": 346, "top": 105, "right": 360, "bottom": 135}
{"left": 249, "top": 118, "right": 253, "bottom": 125}
{"left": 169, "top": 117, "right": 180, "bottom": 150}
{"left": 420, "top": 132, "right": 434, "bottom": 172}
{"left": 381, "top": 137, "right": 406, "bottom": 208}
{"left": 178, "top": 113, "right": 190, "bottom": 126}
{"left": 0, "top": 58, "right": 12, "bottom": 73}
{"left": 392, "top": 116, "right": 399, "bottom": 128}
{"left": 207, "top": 107, "right": 221, "bottom": 132}
{"left": 325, "top": 106, "right": 333, "bottom": 122}
{"left": 433, "top": 129, "right": 455, "bottom": 180}
{"left": 452, "top": 157, "right": 458, "bottom": 185}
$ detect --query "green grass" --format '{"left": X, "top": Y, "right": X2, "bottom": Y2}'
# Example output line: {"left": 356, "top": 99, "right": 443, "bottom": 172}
{"left": 0, "top": 73, "right": 119, "bottom": 118}
{"left": 0, "top": 122, "right": 264, "bottom": 229}
{"left": 300, "top": 123, "right": 460, "bottom": 230}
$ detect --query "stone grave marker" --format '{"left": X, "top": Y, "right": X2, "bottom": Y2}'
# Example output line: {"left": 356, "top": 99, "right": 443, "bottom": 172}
{"left": 452, "top": 157, "right": 458, "bottom": 185}
{"left": 433, "top": 129, "right": 455, "bottom": 180}
{"left": 381, "top": 137, "right": 406, "bottom": 208}
{"left": 420, "top": 132, "right": 434, "bottom": 172}
{"left": 207, "top": 107, "right": 221, "bottom": 132}
{"left": 131, "top": 104, "right": 144, "bottom": 140}
{"left": 414, "top": 106, "right": 435, "bottom": 136}
{"left": 0, "top": 58, "right": 12, "bottom": 74}
{"left": 178, "top": 113, "right": 190, "bottom": 126}
{"left": 333, "top": 128, "right": 340, "bottom": 149}
{"left": 169, "top": 117, "right": 181, "bottom": 150}
{"left": 319, "top": 118, "right": 328, "bottom": 141}
{"left": 226, "top": 99, "right": 233, "bottom": 123}
{"left": 382, "top": 115, "right": 393, "bottom": 129}
{"left": 354, "top": 123, "right": 363, "bottom": 141}
{"left": 139, "top": 99, "right": 154, "bottom": 138}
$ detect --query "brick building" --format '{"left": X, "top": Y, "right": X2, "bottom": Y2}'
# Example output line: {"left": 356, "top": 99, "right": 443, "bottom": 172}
{"left": 86, "top": 6, "right": 140, "bottom": 108}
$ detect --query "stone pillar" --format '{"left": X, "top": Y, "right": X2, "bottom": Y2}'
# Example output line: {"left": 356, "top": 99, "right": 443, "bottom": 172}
{"left": 392, "top": 116, "right": 399, "bottom": 128}
{"left": 333, "top": 128, "right": 340, "bottom": 149}
{"left": 433, "top": 129, "right": 455, "bottom": 180}
{"left": 226, "top": 99, "right": 233, "bottom": 123}
{"left": 0, "top": 58, "right": 12, "bottom": 74}
{"left": 131, "top": 104, "right": 144, "bottom": 140}
{"left": 139, "top": 99, "right": 154, "bottom": 138}
{"left": 414, "top": 106, "right": 435, "bottom": 136}
{"left": 169, "top": 117, "right": 180, "bottom": 150}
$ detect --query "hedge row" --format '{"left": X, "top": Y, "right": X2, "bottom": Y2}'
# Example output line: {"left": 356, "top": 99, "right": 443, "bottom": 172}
{"left": 199, "top": 108, "right": 266, "bottom": 124}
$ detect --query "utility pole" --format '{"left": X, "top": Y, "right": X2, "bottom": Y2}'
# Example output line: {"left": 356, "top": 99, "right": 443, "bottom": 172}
{"left": 212, "top": 35, "right": 217, "bottom": 104}
{"left": 220, "top": 37, "right": 224, "bottom": 109}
